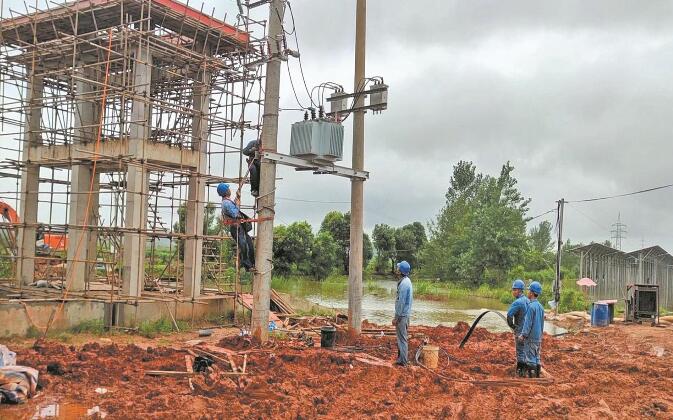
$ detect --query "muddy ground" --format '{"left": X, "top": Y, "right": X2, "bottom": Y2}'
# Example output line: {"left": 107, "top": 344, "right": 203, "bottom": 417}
{"left": 2, "top": 321, "right": 673, "bottom": 419}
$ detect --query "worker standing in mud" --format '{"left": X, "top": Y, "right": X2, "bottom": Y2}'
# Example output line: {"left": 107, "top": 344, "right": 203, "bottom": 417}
{"left": 518, "top": 281, "right": 544, "bottom": 378}
{"left": 217, "top": 183, "right": 255, "bottom": 272}
{"left": 393, "top": 261, "right": 413, "bottom": 366}
{"left": 507, "top": 279, "right": 529, "bottom": 377}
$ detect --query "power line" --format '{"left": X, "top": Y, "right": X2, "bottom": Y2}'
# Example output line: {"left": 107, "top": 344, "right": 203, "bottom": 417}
{"left": 277, "top": 196, "right": 350, "bottom": 204}
{"left": 528, "top": 208, "right": 556, "bottom": 221}
{"left": 286, "top": 1, "right": 317, "bottom": 108}
{"left": 567, "top": 182, "right": 673, "bottom": 203}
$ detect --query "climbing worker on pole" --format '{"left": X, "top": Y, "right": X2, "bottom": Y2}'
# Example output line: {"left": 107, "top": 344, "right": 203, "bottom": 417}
{"left": 217, "top": 183, "right": 255, "bottom": 272}
{"left": 518, "top": 281, "right": 545, "bottom": 378}
{"left": 507, "top": 279, "right": 529, "bottom": 377}
{"left": 392, "top": 261, "right": 413, "bottom": 366}
{"left": 242, "top": 140, "right": 260, "bottom": 198}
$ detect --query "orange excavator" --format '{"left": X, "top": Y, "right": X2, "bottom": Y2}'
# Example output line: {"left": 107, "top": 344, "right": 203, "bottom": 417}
{"left": 0, "top": 200, "right": 68, "bottom": 252}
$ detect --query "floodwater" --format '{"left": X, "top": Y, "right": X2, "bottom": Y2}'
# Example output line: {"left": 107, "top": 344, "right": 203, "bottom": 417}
{"left": 277, "top": 278, "right": 564, "bottom": 334}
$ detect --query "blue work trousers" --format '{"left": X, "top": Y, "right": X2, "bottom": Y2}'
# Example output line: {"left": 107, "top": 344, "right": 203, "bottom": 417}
{"left": 523, "top": 340, "right": 541, "bottom": 365}
{"left": 515, "top": 336, "right": 526, "bottom": 363}
{"left": 396, "top": 316, "right": 409, "bottom": 365}
{"left": 229, "top": 225, "right": 255, "bottom": 270}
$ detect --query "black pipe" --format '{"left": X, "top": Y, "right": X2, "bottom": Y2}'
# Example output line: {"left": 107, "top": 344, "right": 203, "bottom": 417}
{"left": 458, "top": 310, "right": 512, "bottom": 348}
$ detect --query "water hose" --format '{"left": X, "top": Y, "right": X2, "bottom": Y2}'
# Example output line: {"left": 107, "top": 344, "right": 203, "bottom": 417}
{"left": 458, "top": 310, "right": 512, "bottom": 348}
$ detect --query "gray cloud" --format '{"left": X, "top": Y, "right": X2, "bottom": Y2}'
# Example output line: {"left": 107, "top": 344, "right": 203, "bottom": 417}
{"left": 1, "top": 0, "right": 671, "bottom": 253}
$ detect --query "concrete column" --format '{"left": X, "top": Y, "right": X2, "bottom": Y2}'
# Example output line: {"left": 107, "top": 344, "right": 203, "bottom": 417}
{"left": 16, "top": 75, "right": 43, "bottom": 286}
{"left": 348, "top": 0, "right": 366, "bottom": 333}
{"left": 122, "top": 43, "right": 151, "bottom": 298}
{"left": 86, "top": 174, "right": 100, "bottom": 283}
{"left": 66, "top": 73, "right": 100, "bottom": 291}
{"left": 183, "top": 65, "right": 210, "bottom": 300}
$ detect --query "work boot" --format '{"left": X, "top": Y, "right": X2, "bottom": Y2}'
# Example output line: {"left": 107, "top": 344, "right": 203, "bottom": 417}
{"left": 535, "top": 364, "right": 541, "bottom": 378}
{"left": 526, "top": 364, "right": 536, "bottom": 378}
{"left": 516, "top": 362, "right": 525, "bottom": 377}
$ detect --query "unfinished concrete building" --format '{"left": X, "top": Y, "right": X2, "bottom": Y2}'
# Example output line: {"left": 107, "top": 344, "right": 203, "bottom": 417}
{"left": 0, "top": 0, "right": 267, "bottom": 334}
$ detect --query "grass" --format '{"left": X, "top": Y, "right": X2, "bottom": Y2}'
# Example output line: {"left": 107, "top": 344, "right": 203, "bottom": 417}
{"left": 138, "top": 318, "right": 190, "bottom": 338}
{"left": 296, "top": 306, "right": 336, "bottom": 317}
{"left": 69, "top": 319, "right": 106, "bottom": 334}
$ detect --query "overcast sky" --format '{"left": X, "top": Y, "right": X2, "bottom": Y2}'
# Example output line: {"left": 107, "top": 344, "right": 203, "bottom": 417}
{"left": 2, "top": 0, "right": 672, "bottom": 252}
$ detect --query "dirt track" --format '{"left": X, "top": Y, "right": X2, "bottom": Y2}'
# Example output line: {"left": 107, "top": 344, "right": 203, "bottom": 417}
{"left": 2, "top": 322, "right": 673, "bottom": 419}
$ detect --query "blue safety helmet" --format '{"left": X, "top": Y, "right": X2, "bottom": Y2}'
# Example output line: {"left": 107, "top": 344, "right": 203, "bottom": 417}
{"left": 396, "top": 261, "right": 411, "bottom": 275}
{"left": 529, "top": 281, "right": 542, "bottom": 295}
{"left": 512, "top": 279, "right": 525, "bottom": 290}
{"left": 216, "top": 183, "right": 230, "bottom": 197}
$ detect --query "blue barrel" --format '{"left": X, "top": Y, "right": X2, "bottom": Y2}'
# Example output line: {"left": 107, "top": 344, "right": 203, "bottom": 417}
{"left": 591, "top": 303, "right": 610, "bottom": 327}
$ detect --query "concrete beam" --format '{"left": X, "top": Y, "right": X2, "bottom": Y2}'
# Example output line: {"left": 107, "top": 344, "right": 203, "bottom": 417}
{"left": 28, "top": 138, "right": 202, "bottom": 170}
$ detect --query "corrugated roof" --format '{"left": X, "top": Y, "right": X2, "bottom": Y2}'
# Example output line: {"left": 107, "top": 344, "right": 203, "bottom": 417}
{"left": 626, "top": 246, "right": 673, "bottom": 265}
{"left": 572, "top": 243, "right": 673, "bottom": 265}
{"left": 571, "top": 243, "right": 626, "bottom": 257}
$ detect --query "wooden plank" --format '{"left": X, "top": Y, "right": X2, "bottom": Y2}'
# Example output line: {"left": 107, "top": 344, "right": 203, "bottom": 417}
{"left": 185, "top": 355, "right": 194, "bottom": 391}
{"left": 145, "top": 370, "right": 248, "bottom": 377}
{"left": 146, "top": 370, "right": 197, "bottom": 377}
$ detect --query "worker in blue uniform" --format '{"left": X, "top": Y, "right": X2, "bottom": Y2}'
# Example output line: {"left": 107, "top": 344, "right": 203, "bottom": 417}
{"left": 518, "top": 281, "right": 545, "bottom": 378}
{"left": 242, "top": 140, "right": 260, "bottom": 197}
{"left": 393, "top": 261, "right": 413, "bottom": 366}
{"left": 217, "top": 183, "right": 255, "bottom": 271}
{"left": 507, "top": 279, "right": 529, "bottom": 377}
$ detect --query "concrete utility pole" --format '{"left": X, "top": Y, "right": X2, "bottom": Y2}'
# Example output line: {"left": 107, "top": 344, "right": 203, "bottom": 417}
{"left": 554, "top": 198, "right": 565, "bottom": 307}
{"left": 252, "top": 0, "right": 285, "bottom": 342}
{"left": 348, "top": 0, "right": 366, "bottom": 335}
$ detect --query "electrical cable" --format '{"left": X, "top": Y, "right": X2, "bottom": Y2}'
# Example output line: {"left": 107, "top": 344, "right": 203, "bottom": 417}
{"left": 277, "top": 196, "right": 350, "bottom": 204}
{"left": 528, "top": 208, "right": 556, "bottom": 221}
{"left": 567, "top": 183, "right": 673, "bottom": 203}
{"left": 285, "top": 1, "right": 317, "bottom": 108}
{"left": 458, "top": 310, "right": 512, "bottom": 348}
{"left": 285, "top": 60, "right": 309, "bottom": 109}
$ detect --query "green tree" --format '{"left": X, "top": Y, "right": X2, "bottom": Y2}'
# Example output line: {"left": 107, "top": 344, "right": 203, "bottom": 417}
{"left": 421, "top": 161, "right": 529, "bottom": 285}
{"left": 319, "top": 211, "right": 372, "bottom": 273}
{"left": 363, "top": 233, "right": 374, "bottom": 269}
{"left": 395, "top": 222, "right": 427, "bottom": 269}
{"left": 320, "top": 211, "right": 350, "bottom": 272}
{"left": 308, "top": 231, "right": 340, "bottom": 280}
{"left": 373, "top": 224, "right": 396, "bottom": 273}
{"left": 529, "top": 220, "right": 553, "bottom": 253}
{"left": 273, "top": 221, "right": 314, "bottom": 275}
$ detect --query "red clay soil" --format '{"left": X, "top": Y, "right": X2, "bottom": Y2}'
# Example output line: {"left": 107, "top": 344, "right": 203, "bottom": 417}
{"left": 2, "top": 322, "right": 673, "bottom": 419}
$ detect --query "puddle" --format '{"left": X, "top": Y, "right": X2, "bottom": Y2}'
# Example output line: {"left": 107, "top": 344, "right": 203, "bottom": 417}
{"left": 32, "top": 403, "right": 106, "bottom": 419}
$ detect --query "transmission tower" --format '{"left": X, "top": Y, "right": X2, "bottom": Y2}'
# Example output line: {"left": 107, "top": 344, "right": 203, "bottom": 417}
{"left": 610, "top": 213, "right": 627, "bottom": 250}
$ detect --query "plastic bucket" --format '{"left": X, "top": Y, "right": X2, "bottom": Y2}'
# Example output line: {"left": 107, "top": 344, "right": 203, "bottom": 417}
{"left": 591, "top": 303, "right": 610, "bottom": 327}
{"left": 420, "top": 345, "right": 439, "bottom": 369}
{"left": 320, "top": 326, "right": 336, "bottom": 348}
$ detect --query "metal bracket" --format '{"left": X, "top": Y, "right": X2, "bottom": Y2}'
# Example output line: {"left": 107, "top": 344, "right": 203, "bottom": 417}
{"left": 262, "top": 151, "right": 369, "bottom": 180}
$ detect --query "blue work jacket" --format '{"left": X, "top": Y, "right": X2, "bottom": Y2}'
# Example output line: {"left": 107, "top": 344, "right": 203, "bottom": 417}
{"left": 221, "top": 198, "right": 240, "bottom": 221}
{"left": 395, "top": 277, "right": 413, "bottom": 318}
{"left": 507, "top": 295, "right": 529, "bottom": 334}
{"left": 520, "top": 299, "right": 545, "bottom": 343}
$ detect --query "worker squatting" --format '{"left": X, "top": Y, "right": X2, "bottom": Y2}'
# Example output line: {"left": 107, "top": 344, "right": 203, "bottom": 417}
{"left": 393, "top": 263, "right": 545, "bottom": 377}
